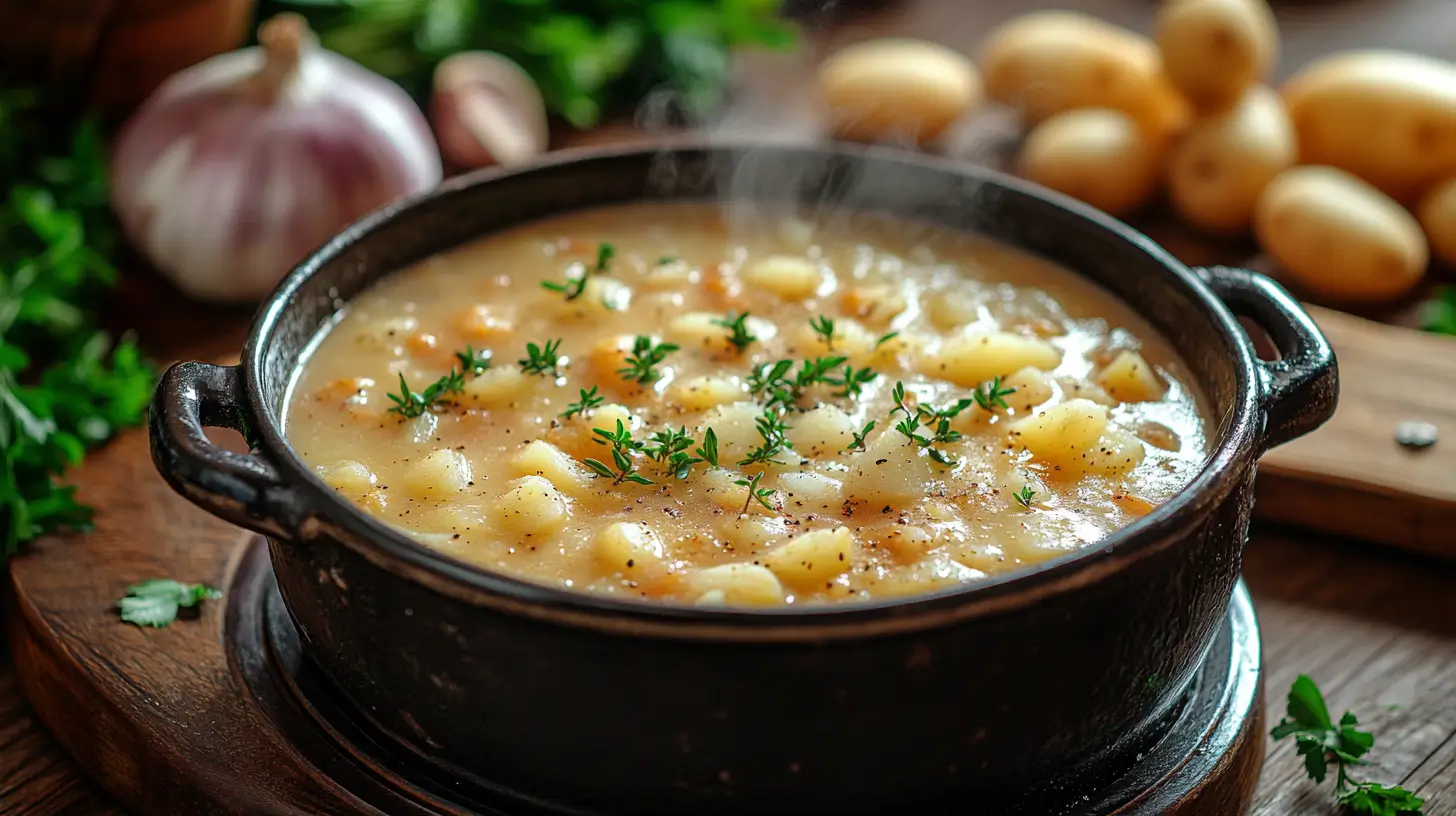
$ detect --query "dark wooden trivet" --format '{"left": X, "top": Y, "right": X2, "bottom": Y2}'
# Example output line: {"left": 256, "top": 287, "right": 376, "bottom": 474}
{"left": 6, "top": 429, "right": 1264, "bottom": 815}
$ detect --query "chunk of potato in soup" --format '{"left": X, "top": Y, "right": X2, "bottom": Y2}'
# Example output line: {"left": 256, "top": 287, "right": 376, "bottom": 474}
{"left": 285, "top": 204, "right": 1207, "bottom": 606}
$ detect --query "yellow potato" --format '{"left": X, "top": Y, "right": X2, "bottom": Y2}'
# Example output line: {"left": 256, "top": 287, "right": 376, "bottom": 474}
{"left": 818, "top": 38, "right": 982, "bottom": 145}
{"left": 1017, "top": 109, "right": 1164, "bottom": 216}
{"left": 1254, "top": 166, "right": 1428, "bottom": 304}
{"left": 1282, "top": 51, "right": 1456, "bottom": 202}
{"left": 980, "top": 12, "right": 1188, "bottom": 133}
{"left": 1417, "top": 177, "right": 1456, "bottom": 266}
{"left": 1169, "top": 86, "right": 1296, "bottom": 235}
{"left": 1155, "top": 0, "right": 1278, "bottom": 113}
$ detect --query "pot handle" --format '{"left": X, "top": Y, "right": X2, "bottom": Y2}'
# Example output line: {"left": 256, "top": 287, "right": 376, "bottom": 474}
{"left": 149, "top": 361, "right": 312, "bottom": 540}
{"left": 1195, "top": 266, "right": 1339, "bottom": 453}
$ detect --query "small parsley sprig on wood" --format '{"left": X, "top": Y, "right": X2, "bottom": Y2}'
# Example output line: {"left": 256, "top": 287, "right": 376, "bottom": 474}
{"left": 560, "top": 386, "right": 604, "bottom": 419}
{"left": 712, "top": 311, "right": 758, "bottom": 352}
{"left": 542, "top": 241, "right": 614, "bottom": 300}
{"left": 520, "top": 338, "right": 564, "bottom": 377}
{"left": 734, "top": 471, "right": 777, "bottom": 515}
{"left": 973, "top": 377, "right": 1017, "bottom": 412}
{"left": 1272, "top": 675, "right": 1425, "bottom": 816}
{"left": 618, "top": 336, "right": 679, "bottom": 384}
{"left": 117, "top": 579, "right": 222, "bottom": 628}
{"left": 584, "top": 420, "right": 653, "bottom": 486}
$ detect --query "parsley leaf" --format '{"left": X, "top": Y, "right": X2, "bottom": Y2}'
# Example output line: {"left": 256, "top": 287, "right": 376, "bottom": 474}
{"left": 1271, "top": 675, "right": 1425, "bottom": 815}
{"left": 1, "top": 90, "right": 156, "bottom": 561}
{"left": 117, "top": 579, "right": 222, "bottom": 628}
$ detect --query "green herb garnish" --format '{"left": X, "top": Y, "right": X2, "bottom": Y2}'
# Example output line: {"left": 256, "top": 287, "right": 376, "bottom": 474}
{"left": 1, "top": 90, "right": 156, "bottom": 560}
{"left": 734, "top": 471, "right": 777, "bottom": 515}
{"left": 712, "top": 311, "right": 758, "bottom": 352}
{"left": 258, "top": 1, "right": 797, "bottom": 129}
{"left": 843, "top": 420, "right": 876, "bottom": 452}
{"left": 519, "top": 338, "right": 564, "bottom": 377}
{"left": 583, "top": 419, "right": 653, "bottom": 486}
{"left": 1013, "top": 485, "right": 1037, "bottom": 510}
{"left": 828, "top": 364, "right": 877, "bottom": 399}
{"left": 561, "top": 386, "right": 604, "bottom": 419}
{"left": 874, "top": 331, "right": 900, "bottom": 349}
{"left": 972, "top": 377, "right": 1017, "bottom": 412}
{"left": 747, "top": 359, "right": 794, "bottom": 400}
{"left": 658, "top": 255, "right": 678, "bottom": 266}
{"left": 1272, "top": 675, "right": 1425, "bottom": 815}
{"left": 738, "top": 410, "right": 792, "bottom": 467}
{"left": 117, "top": 578, "right": 222, "bottom": 628}
{"left": 888, "top": 382, "right": 960, "bottom": 466}
{"left": 809, "top": 315, "right": 835, "bottom": 349}
{"left": 386, "top": 370, "right": 465, "bottom": 418}
{"left": 1420, "top": 285, "right": 1456, "bottom": 336}
{"left": 618, "top": 335, "right": 679, "bottom": 384}
{"left": 644, "top": 426, "right": 704, "bottom": 479}
{"left": 695, "top": 427, "right": 720, "bottom": 468}
{"left": 541, "top": 241, "right": 615, "bottom": 300}
{"left": 454, "top": 345, "right": 492, "bottom": 375}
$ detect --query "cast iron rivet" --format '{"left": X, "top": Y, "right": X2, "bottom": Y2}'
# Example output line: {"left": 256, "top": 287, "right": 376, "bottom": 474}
{"left": 1395, "top": 420, "right": 1439, "bottom": 450}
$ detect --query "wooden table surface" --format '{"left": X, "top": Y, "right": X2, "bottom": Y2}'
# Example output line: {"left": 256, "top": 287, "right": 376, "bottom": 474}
{"left": 5, "top": 1, "right": 1456, "bottom": 813}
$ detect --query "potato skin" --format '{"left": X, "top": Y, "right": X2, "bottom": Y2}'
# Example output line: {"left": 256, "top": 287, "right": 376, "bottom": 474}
{"left": 981, "top": 12, "right": 1188, "bottom": 134}
{"left": 1418, "top": 177, "right": 1456, "bottom": 266}
{"left": 1282, "top": 51, "right": 1456, "bottom": 202}
{"left": 1169, "top": 86, "right": 1297, "bottom": 235}
{"left": 818, "top": 38, "right": 982, "bottom": 145}
{"left": 1017, "top": 108, "right": 1164, "bottom": 216}
{"left": 1254, "top": 165, "right": 1428, "bottom": 304}
{"left": 1155, "top": 0, "right": 1278, "bottom": 113}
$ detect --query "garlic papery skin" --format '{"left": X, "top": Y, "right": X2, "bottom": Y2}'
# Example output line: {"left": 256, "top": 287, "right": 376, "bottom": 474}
{"left": 111, "top": 13, "right": 443, "bottom": 303}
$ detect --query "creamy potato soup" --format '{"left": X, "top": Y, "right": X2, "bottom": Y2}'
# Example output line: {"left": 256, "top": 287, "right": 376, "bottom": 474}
{"left": 286, "top": 203, "right": 1207, "bottom": 607}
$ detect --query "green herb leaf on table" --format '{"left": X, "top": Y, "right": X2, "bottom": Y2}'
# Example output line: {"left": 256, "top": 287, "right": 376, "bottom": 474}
{"left": 117, "top": 579, "right": 223, "bottom": 628}
{"left": 1420, "top": 285, "right": 1456, "bottom": 336}
{"left": 1271, "top": 674, "right": 1425, "bottom": 815}
{"left": 258, "top": 0, "right": 797, "bottom": 128}
{"left": 1, "top": 90, "right": 157, "bottom": 561}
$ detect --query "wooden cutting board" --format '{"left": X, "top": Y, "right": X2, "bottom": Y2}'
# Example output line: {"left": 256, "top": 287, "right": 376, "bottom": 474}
{"left": 1256, "top": 305, "right": 1456, "bottom": 558}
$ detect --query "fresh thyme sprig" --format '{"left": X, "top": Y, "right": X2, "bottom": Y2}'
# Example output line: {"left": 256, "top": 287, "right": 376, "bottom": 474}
{"left": 828, "top": 364, "right": 877, "bottom": 399}
{"left": 454, "top": 345, "right": 491, "bottom": 375}
{"left": 747, "top": 359, "right": 793, "bottom": 400}
{"left": 809, "top": 315, "right": 835, "bottom": 349}
{"left": 712, "top": 311, "right": 758, "bottom": 352}
{"left": 843, "top": 420, "right": 876, "bottom": 452}
{"left": 560, "top": 386, "right": 604, "bottom": 419}
{"left": 1013, "top": 485, "right": 1037, "bottom": 510}
{"left": 887, "top": 381, "right": 961, "bottom": 466}
{"left": 644, "top": 426, "right": 704, "bottom": 479}
{"left": 542, "top": 241, "right": 615, "bottom": 300}
{"left": 618, "top": 336, "right": 679, "bottom": 384}
{"left": 695, "top": 428, "right": 720, "bottom": 468}
{"left": 583, "top": 419, "right": 653, "bottom": 486}
{"left": 738, "top": 409, "right": 792, "bottom": 467}
{"left": 519, "top": 338, "right": 564, "bottom": 377}
{"left": 874, "top": 331, "right": 900, "bottom": 349}
{"left": 386, "top": 370, "right": 464, "bottom": 418}
{"left": 973, "top": 377, "right": 1018, "bottom": 412}
{"left": 1272, "top": 675, "right": 1425, "bottom": 816}
{"left": 734, "top": 471, "right": 777, "bottom": 515}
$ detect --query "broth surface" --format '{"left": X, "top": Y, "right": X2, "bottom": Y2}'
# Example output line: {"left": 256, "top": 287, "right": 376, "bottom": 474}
{"left": 285, "top": 203, "right": 1208, "bottom": 606}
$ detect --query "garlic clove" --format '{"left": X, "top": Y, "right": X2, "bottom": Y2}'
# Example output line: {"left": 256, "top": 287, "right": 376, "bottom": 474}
{"left": 432, "top": 52, "right": 550, "bottom": 170}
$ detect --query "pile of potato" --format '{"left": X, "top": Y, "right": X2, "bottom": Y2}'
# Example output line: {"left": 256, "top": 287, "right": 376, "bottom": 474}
{"left": 816, "top": 0, "right": 1456, "bottom": 307}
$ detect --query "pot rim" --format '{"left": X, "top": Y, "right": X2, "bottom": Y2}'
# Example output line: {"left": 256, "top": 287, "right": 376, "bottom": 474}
{"left": 243, "top": 140, "right": 1263, "bottom": 638}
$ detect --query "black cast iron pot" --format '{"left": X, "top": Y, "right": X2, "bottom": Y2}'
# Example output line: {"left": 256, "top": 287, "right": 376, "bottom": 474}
{"left": 150, "top": 143, "right": 1337, "bottom": 815}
